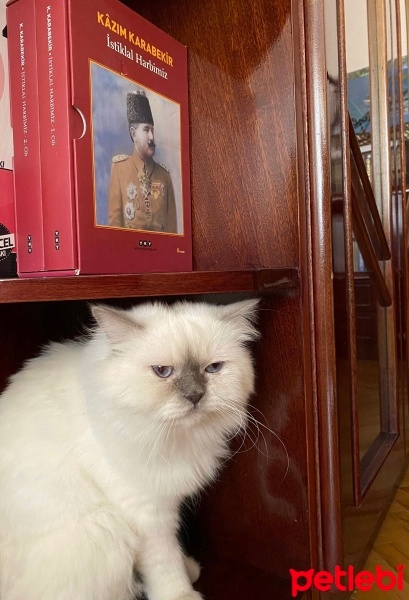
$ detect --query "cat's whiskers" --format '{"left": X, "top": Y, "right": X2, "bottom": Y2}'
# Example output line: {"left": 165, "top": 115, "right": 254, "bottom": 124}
{"left": 214, "top": 397, "right": 290, "bottom": 483}
{"left": 215, "top": 419, "right": 250, "bottom": 469}
{"left": 210, "top": 404, "right": 246, "bottom": 442}
{"left": 213, "top": 401, "right": 247, "bottom": 438}
{"left": 245, "top": 414, "right": 271, "bottom": 459}
{"left": 205, "top": 398, "right": 256, "bottom": 467}
{"left": 136, "top": 415, "right": 162, "bottom": 451}
{"left": 159, "top": 417, "right": 177, "bottom": 465}
{"left": 145, "top": 420, "right": 169, "bottom": 466}
{"left": 246, "top": 406, "right": 290, "bottom": 482}
{"left": 150, "top": 416, "right": 178, "bottom": 466}
{"left": 235, "top": 418, "right": 261, "bottom": 454}
{"left": 247, "top": 402, "right": 290, "bottom": 454}
{"left": 137, "top": 415, "right": 170, "bottom": 465}
{"left": 219, "top": 400, "right": 263, "bottom": 458}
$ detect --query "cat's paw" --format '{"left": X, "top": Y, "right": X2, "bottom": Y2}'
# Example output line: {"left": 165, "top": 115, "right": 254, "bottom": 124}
{"left": 183, "top": 555, "right": 201, "bottom": 584}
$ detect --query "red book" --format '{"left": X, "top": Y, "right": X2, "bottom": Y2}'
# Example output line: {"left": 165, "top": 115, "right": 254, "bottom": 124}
{"left": 0, "top": 168, "right": 17, "bottom": 277}
{"left": 1, "top": 0, "right": 13, "bottom": 171}
{"left": 7, "top": 0, "right": 45, "bottom": 274}
{"left": 34, "top": 0, "right": 77, "bottom": 273}
{"left": 7, "top": 0, "right": 192, "bottom": 276}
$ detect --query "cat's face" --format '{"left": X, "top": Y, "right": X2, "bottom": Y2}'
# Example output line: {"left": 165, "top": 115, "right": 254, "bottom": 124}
{"left": 91, "top": 300, "right": 259, "bottom": 434}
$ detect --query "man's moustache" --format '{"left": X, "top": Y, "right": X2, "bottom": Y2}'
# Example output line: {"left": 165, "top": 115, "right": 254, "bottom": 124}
{"left": 148, "top": 142, "right": 156, "bottom": 148}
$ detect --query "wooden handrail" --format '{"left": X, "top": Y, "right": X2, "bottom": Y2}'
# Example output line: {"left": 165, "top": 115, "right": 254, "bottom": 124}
{"left": 349, "top": 116, "right": 391, "bottom": 261}
{"left": 350, "top": 190, "right": 392, "bottom": 307}
{"left": 350, "top": 151, "right": 385, "bottom": 259}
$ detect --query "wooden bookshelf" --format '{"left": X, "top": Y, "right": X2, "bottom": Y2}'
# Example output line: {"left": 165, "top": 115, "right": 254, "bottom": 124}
{"left": 0, "top": 268, "right": 299, "bottom": 304}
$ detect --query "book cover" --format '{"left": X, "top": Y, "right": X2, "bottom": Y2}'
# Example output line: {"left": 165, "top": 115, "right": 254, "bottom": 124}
{"left": 1, "top": 0, "right": 13, "bottom": 170}
{"left": 35, "top": 0, "right": 78, "bottom": 272}
{"left": 0, "top": 2, "right": 16, "bottom": 277}
{"left": 10, "top": 0, "right": 192, "bottom": 276}
{"left": 0, "top": 169, "right": 17, "bottom": 277}
{"left": 6, "top": 0, "right": 45, "bottom": 274}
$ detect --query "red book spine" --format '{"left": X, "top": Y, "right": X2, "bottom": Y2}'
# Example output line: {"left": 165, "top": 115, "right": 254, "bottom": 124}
{"left": 7, "top": 0, "right": 45, "bottom": 274}
{"left": 35, "top": 0, "right": 78, "bottom": 272}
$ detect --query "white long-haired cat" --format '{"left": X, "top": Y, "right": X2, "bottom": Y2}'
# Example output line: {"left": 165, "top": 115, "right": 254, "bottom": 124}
{"left": 0, "top": 299, "right": 259, "bottom": 600}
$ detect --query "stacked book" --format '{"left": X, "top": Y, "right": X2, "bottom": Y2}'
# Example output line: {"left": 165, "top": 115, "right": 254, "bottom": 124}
{"left": 6, "top": 0, "right": 192, "bottom": 277}
{"left": 0, "top": 0, "right": 16, "bottom": 277}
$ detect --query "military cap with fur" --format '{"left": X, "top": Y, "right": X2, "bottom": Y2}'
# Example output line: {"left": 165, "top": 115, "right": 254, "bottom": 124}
{"left": 127, "top": 91, "right": 154, "bottom": 126}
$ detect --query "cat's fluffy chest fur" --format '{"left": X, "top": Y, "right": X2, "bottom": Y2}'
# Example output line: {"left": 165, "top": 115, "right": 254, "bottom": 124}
{"left": 0, "top": 300, "right": 259, "bottom": 600}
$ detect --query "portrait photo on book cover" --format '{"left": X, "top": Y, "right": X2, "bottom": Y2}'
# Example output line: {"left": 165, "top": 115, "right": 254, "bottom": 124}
{"left": 90, "top": 61, "right": 184, "bottom": 235}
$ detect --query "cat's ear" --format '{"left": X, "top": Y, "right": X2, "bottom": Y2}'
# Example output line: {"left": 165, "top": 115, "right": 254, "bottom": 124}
{"left": 218, "top": 299, "right": 261, "bottom": 342}
{"left": 90, "top": 305, "right": 143, "bottom": 347}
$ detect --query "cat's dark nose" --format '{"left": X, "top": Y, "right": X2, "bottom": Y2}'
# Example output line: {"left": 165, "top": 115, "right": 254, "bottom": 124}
{"left": 185, "top": 392, "right": 204, "bottom": 406}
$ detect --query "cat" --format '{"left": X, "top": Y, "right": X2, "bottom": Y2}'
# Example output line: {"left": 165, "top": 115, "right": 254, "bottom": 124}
{"left": 0, "top": 299, "right": 259, "bottom": 600}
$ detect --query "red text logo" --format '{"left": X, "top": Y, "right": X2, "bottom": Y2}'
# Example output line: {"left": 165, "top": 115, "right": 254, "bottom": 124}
{"left": 289, "top": 565, "right": 404, "bottom": 596}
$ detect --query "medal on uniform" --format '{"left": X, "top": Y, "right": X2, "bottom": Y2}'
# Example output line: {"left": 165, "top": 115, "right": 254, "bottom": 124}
{"left": 151, "top": 183, "right": 164, "bottom": 201}
{"left": 124, "top": 183, "right": 137, "bottom": 222}
{"left": 124, "top": 201, "right": 136, "bottom": 221}
{"left": 126, "top": 182, "right": 139, "bottom": 213}
{"left": 139, "top": 164, "right": 153, "bottom": 225}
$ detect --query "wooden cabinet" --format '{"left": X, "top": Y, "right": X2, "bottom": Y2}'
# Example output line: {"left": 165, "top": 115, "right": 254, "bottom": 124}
{"left": 1, "top": 0, "right": 408, "bottom": 598}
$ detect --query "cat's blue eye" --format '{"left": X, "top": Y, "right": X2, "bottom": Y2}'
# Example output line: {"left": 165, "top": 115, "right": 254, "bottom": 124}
{"left": 152, "top": 366, "right": 174, "bottom": 378}
{"left": 205, "top": 362, "right": 224, "bottom": 373}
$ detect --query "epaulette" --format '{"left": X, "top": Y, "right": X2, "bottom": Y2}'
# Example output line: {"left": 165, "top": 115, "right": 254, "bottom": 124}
{"left": 158, "top": 162, "right": 170, "bottom": 173}
{"left": 112, "top": 154, "right": 129, "bottom": 163}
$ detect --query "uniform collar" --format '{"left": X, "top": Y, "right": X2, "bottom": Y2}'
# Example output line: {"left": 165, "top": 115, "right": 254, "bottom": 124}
{"left": 131, "top": 150, "right": 155, "bottom": 175}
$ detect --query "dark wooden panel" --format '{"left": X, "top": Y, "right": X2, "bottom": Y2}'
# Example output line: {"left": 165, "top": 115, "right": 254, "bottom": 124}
{"left": 0, "top": 304, "right": 48, "bottom": 394}
{"left": 195, "top": 555, "right": 295, "bottom": 600}
{"left": 125, "top": 0, "right": 300, "bottom": 272}
{"left": 190, "top": 294, "right": 311, "bottom": 578}
{"left": 0, "top": 301, "right": 90, "bottom": 393}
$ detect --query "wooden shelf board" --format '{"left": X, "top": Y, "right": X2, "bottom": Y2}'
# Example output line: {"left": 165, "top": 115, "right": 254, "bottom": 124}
{"left": 0, "top": 268, "right": 299, "bottom": 304}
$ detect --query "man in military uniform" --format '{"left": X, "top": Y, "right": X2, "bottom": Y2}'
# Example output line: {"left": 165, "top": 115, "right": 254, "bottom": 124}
{"left": 108, "top": 91, "right": 177, "bottom": 233}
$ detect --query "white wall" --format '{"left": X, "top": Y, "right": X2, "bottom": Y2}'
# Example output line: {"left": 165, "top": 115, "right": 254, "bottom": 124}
{"left": 344, "top": 0, "right": 407, "bottom": 73}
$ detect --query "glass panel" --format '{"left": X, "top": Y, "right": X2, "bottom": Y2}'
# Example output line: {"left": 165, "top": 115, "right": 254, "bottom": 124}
{"left": 354, "top": 273, "right": 382, "bottom": 458}
{"left": 329, "top": 0, "right": 400, "bottom": 503}
{"left": 339, "top": 0, "right": 398, "bottom": 500}
{"left": 393, "top": 0, "right": 409, "bottom": 459}
{"left": 345, "top": 0, "right": 385, "bottom": 468}
{"left": 401, "top": 0, "right": 409, "bottom": 460}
